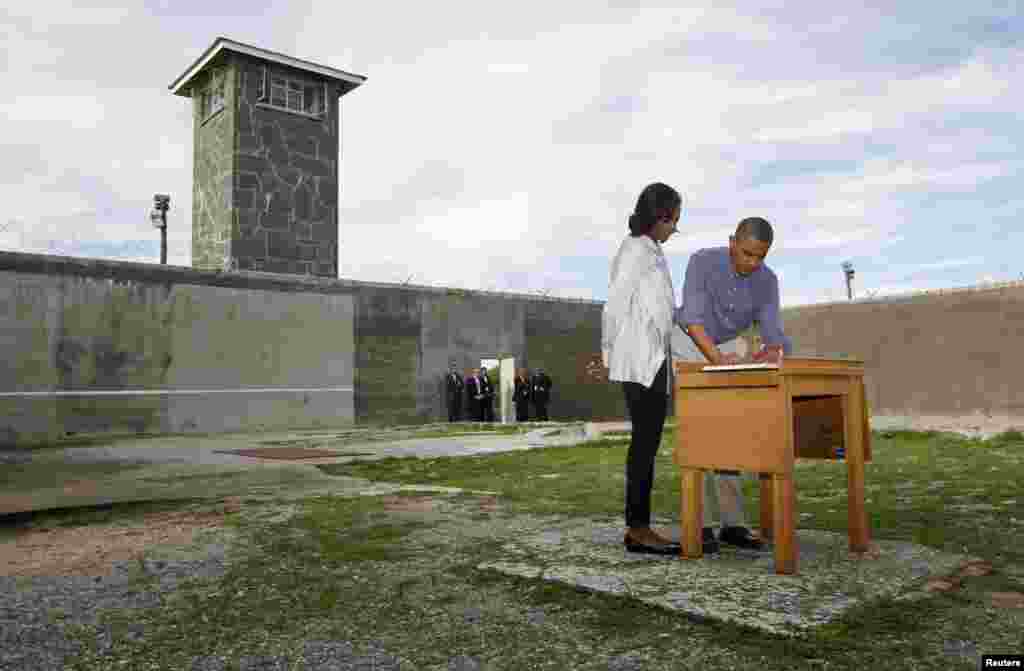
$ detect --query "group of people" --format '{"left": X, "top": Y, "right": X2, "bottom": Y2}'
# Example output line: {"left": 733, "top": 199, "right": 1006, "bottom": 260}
{"left": 444, "top": 365, "right": 553, "bottom": 423}
{"left": 601, "top": 182, "right": 793, "bottom": 557}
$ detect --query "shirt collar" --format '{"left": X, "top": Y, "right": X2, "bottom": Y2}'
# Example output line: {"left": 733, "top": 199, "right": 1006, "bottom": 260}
{"left": 635, "top": 234, "right": 662, "bottom": 255}
{"left": 719, "top": 248, "right": 762, "bottom": 281}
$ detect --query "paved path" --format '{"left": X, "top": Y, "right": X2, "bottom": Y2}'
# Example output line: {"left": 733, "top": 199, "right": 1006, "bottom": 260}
{"left": 0, "top": 422, "right": 629, "bottom": 515}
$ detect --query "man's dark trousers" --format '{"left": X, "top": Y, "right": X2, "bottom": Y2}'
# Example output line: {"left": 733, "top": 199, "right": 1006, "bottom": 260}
{"left": 446, "top": 373, "right": 464, "bottom": 422}
{"left": 621, "top": 361, "right": 668, "bottom": 529}
{"left": 531, "top": 373, "right": 552, "bottom": 420}
{"left": 448, "top": 398, "right": 461, "bottom": 422}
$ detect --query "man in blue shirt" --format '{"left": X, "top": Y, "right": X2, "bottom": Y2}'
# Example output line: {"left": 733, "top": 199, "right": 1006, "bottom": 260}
{"left": 673, "top": 217, "right": 793, "bottom": 551}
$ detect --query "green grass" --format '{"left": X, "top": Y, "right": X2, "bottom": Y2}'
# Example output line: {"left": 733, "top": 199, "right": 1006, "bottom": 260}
{"left": 320, "top": 427, "right": 1024, "bottom": 565}
{"left": 0, "top": 458, "right": 152, "bottom": 490}
{"left": 48, "top": 428, "right": 1024, "bottom": 670}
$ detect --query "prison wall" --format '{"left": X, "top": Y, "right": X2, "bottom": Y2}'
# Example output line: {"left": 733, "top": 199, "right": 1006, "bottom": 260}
{"left": 781, "top": 282, "right": 1024, "bottom": 419}
{"left": 0, "top": 251, "right": 624, "bottom": 447}
{"left": 0, "top": 251, "right": 355, "bottom": 448}
{"left": 349, "top": 284, "right": 624, "bottom": 425}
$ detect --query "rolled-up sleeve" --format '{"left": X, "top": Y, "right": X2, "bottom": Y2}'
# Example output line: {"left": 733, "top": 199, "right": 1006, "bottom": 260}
{"left": 757, "top": 273, "right": 793, "bottom": 354}
{"left": 676, "top": 252, "right": 708, "bottom": 331}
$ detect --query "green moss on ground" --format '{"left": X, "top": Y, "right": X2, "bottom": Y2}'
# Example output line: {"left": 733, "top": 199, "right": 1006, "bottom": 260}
{"left": 51, "top": 429, "right": 1024, "bottom": 670}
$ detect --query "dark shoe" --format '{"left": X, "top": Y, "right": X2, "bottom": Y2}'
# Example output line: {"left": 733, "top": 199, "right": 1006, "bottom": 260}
{"left": 624, "top": 532, "right": 680, "bottom": 556}
{"left": 624, "top": 539, "right": 680, "bottom": 556}
{"left": 719, "top": 526, "right": 765, "bottom": 550}
{"left": 702, "top": 527, "right": 720, "bottom": 554}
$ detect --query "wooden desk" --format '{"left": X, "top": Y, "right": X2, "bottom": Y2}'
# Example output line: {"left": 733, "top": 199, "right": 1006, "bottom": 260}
{"left": 672, "top": 357, "right": 872, "bottom": 575}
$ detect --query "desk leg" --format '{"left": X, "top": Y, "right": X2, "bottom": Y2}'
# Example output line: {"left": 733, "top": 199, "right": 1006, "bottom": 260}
{"left": 845, "top": 388, "right": 870, "bottom": 552}
{"left": 680, "top": 468, "right": 703, "bottom": 559}
{"left": 772, "top": 475, "right": 796, "bottom": 575}
{"left": 759, "top": 474, "right": 773, "bottom": 541}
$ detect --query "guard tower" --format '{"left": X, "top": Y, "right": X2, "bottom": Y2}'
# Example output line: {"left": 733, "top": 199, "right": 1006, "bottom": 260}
{"left": 169, "top": 37, "right": 366, "bottom": 276}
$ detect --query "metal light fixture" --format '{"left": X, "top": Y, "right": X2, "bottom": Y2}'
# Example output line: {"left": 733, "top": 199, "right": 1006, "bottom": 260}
{"left": 150, "top": 194, "right": 170, "bottom": 264}
{"left": 841, "top": 261, "right": 855, "bottom": 300}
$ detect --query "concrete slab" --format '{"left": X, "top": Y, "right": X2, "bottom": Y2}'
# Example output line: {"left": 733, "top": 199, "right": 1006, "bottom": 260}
{"left": 0, "top": 423, "right": 592, "bottom": 515}
{"left": 477, "top": 516, "right": 976, "bottom": 637}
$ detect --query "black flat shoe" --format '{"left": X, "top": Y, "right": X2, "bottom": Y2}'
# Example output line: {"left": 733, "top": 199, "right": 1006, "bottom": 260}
{"left": 702, "top": 527, "right": 721, "bottom": 554}
{"left": 625, "top": 540, "right": 680, "bottom": 556}
{"left": 719, "top": 526, "right": 765, "bottom": 550}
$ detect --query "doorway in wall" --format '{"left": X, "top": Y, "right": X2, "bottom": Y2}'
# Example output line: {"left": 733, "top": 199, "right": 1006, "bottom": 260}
{"left": 480, "top": 357, "right": 515, "bottom": 423}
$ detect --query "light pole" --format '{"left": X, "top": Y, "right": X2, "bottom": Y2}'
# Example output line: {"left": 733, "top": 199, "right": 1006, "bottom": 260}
{"left": 841, "top": 261, "right": 855, "bottom": 300}
{"left": 150, "top": 194, "right": 170, "bottom": 264}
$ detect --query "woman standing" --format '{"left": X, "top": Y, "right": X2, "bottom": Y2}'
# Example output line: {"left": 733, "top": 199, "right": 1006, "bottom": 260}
{"left": 601, "top": 182, "right": 713, "bottom": 555}
{"left": 514, "top": 368, "right": 531, "bottom": 422}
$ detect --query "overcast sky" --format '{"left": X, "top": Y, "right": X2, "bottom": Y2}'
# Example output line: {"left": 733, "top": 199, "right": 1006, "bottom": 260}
{"left": 2, "top": 1, "right": 1022, "bottom": 306}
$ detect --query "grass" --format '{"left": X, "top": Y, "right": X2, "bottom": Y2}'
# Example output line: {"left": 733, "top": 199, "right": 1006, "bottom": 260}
{"left": 0, "top": 458, "right": 152, "bottom": 491}
{"left": 11, "top": 419, "right": 539, "bottom": 452}
{"left": 40, "top": 427, "right": 1024, "bottom": 670}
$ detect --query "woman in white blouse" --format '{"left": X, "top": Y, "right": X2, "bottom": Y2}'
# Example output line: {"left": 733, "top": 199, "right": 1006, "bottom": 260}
{"left": 601, "top": 182, "right": 687, "bottom": 555}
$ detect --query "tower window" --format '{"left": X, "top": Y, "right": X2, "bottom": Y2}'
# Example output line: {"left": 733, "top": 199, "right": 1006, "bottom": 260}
{"left": 200, "top": 68, "right": 225, "bottom": 122}
{"left": 258, "top": 66, "right": 325, "bottom": 119}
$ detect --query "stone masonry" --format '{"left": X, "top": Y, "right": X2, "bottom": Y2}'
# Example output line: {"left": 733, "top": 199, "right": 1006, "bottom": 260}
{"left": 180, "top": 40, "right": 363, "bottom": 277}
{"left": 232, "top": 55, "right": 340, "bottom": 276}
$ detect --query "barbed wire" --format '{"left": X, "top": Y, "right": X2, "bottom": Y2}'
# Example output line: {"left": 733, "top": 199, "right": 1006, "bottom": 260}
{"left": 5, "top": 222, "right": 1019, "bottom": 306}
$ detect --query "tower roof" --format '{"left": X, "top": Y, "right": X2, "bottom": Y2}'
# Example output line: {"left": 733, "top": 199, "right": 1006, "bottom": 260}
{"left": 169, "top": 36, "right": 367, "bottom": 98}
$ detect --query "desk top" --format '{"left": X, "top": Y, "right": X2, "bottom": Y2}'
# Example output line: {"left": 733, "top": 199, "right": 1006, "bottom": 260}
{"left": 677, "top": 356, "right": 863, "bottom": 372}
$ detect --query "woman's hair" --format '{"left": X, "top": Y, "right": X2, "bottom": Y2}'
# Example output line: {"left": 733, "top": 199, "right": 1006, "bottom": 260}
{"left": 628, "top": 182, "right": 682, "bottom": 237}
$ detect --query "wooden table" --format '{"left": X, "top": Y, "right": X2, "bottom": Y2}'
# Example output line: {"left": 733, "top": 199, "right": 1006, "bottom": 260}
{"left": 672, "top": 357, "right": 872, "bottom": 575}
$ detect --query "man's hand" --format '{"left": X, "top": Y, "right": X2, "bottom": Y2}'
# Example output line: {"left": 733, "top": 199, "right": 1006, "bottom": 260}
{"left": 584, "top": 354, "right": 610, "bottom": 382}
{"left": 715, "top": 352, "right": 743, "bottom": 365}
{"left": 751, "top": 345, "right": 784, "bottom": 364}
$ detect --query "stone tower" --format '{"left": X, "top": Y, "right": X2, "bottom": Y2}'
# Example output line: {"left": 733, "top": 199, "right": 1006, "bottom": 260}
{"left": 169, "top": 37, "right": 366, "bottom": 276}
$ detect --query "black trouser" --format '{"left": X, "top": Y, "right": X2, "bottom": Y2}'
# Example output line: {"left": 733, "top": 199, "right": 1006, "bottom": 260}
{"left": 447, "top": 399, "right": 461, "bottom": 422}
{"left": 534, "top": 401, "right": 549, "bottom": 421}
{"left": 515, "top": 402, "right": 529, "bottom": 422}
{"left": 622, "top": 360, "right": 668, "bottom": 529}
{"left": 482, "top": 400, "right": 494, "bottom": 422}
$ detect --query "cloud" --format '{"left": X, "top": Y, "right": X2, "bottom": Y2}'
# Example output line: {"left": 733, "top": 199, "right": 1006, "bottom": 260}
{"left": 1, "top": 1, "right": 1021, "bottom": 309}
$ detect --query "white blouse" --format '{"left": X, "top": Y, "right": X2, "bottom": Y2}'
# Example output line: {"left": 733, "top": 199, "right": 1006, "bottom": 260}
{"left": 601, "top": 234, "right": 675, "bottom": 392}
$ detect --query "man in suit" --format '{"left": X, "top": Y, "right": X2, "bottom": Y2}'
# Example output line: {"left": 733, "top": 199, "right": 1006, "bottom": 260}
{"left": 531, "top": 368, "right": 553, "bottom": 421}
{"left": 514, "top": 367, "right": 531, "bottom": 422}
{"left": 479, "top": 366, "right": 496, "bottom": 422}
{"left": 445, "top": 361, "right": 464, "bottom": 422}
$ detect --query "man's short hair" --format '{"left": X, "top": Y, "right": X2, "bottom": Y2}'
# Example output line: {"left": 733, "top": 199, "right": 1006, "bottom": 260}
{"left": 735, "top": 217, "right": 773, "bottom": 245}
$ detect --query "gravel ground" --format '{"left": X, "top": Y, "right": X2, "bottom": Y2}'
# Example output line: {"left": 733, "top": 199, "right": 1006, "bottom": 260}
{"left": 0, "top": 546, "right": 229, "bottom": 671}
{"left": 0, "top": 543, "right": 413, "bottom": 670}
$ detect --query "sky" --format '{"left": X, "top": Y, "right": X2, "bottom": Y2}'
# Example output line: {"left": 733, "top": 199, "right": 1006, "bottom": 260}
{"left": 2, "top": 1, "right": 1022, "bottom": 307}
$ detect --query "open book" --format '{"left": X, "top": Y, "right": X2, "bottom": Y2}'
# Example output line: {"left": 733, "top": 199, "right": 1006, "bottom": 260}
{"left": 701, "top": 362, "right": 780, "bottom": 371}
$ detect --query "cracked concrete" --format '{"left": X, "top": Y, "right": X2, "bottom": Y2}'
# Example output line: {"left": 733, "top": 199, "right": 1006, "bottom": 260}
{"left": 478, "top": 517, "right": 976, "bottom": 637}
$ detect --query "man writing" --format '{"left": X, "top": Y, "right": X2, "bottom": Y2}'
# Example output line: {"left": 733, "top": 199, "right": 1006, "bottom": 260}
{"left": 672, "top": 216, "right": 793, "bottom": 551}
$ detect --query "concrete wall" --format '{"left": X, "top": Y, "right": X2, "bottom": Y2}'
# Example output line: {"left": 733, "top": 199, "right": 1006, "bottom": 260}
{"left": 781, "top": 282, "right": 1024, "bottom": 418}
{"left": 0, "top": 252, "right": 354, "bottom": 447}
{"left": 351, "top": 286, "right": 627, "bottom": 426}
{"left": 8, "top": 247, "right": 1018, "bottom": 448}
{"left": 0, "top": 251, "right": 624, "bottom": 447}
